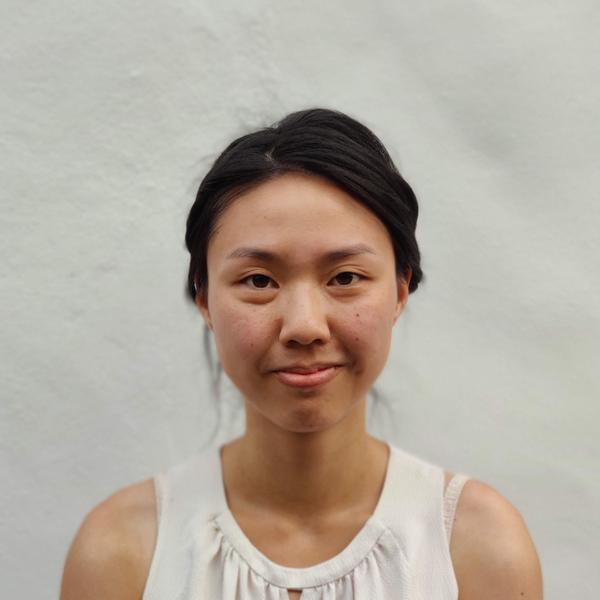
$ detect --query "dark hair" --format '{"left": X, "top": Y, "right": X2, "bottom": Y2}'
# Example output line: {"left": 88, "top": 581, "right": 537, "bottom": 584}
{"left": 184, "top": 107, "right": 424, "bottom": 445}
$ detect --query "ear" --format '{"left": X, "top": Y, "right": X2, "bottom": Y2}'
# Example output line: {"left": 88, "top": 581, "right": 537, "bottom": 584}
{"left": 393, "top": 267, "right": 411, "bottom": 325}
{"left": 194, "top": 275, "right": 213, "bottom": 331}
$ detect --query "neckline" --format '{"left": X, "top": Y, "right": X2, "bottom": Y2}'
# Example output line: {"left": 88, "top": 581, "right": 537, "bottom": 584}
{"left": 212, "top": 440, "right": 396, "bottom": 589}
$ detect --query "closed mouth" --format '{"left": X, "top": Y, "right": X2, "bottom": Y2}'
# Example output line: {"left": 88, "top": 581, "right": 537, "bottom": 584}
{"left": 274, "top": 365, "right": 342, "bottom": 388}
{"left": 275, "top": 364, "right": 343, "bottom": 374}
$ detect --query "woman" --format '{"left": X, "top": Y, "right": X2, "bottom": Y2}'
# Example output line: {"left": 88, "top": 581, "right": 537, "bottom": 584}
{"left": 60, "top": 108, "right": 543, "bottom": 599}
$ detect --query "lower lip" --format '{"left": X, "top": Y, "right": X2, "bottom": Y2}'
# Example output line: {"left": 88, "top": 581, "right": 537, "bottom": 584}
{"left": 274, "top": 366, "right": 341, "bottom": 388}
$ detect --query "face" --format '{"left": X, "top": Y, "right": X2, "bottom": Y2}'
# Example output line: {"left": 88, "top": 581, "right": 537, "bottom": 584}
{"left": 196, "top": 172, "right": 410, "bottom": 433}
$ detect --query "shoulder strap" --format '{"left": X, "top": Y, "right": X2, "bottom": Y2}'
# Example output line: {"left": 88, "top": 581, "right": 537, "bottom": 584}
{"left": 142, "top": 448, "right": 225, "bottom": 600}
{"left": 142, "top": 472, "right": 167, "bottom": 599}
{"left": 443, "top": 474, "right": 470, "bottom": 543}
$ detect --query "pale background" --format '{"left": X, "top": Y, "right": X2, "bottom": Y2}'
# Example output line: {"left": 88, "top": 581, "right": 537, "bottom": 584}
{"left": 1, "top": 1, "right": 599, "bottom": 598}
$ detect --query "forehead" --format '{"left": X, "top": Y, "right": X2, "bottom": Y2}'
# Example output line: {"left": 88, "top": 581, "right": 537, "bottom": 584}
{"left": 208, "top": 172, "right": 393, "bottom": 261}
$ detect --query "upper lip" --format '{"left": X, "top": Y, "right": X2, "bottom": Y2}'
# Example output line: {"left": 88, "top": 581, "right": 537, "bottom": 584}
{"left": 274, "top": 363, "right": 342, "bottom": 373}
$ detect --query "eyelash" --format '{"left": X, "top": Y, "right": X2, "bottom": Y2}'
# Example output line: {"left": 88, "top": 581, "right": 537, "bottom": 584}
{"left": 239, "top": 271, "right": 364, "bottom": 290}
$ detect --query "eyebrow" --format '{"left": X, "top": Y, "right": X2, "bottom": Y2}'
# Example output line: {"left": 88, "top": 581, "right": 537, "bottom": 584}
{"left": 226, "top": 243, "right": 377, "bottom": 263}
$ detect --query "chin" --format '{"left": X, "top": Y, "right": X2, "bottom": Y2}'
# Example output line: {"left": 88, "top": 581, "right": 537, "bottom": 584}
{"left": 280, "top": 399, "right": 353, "bottom": 433}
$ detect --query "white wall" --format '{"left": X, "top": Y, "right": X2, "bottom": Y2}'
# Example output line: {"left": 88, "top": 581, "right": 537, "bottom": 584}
{"left": 1, "top": 1, "right": 598, "bottom": 598}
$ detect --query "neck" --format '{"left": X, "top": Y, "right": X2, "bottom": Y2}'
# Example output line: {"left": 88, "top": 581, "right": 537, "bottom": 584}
{"left": 220, "top": 398, "right": 388, "bottom": 524}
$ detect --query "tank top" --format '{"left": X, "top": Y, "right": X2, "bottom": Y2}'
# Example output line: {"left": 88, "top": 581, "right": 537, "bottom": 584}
{"left": 142, "top": 441, "right": 470, "bottom": 599}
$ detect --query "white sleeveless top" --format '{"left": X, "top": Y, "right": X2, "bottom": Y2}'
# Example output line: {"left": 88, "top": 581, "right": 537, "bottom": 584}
{"left": 142, "top": 441, "right": 470, "bottom": 599}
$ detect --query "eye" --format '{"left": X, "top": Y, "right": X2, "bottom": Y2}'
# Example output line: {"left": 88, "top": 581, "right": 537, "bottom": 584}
{"left": 240, "top": 274, "right": 275, "bottom": 289}
{"left": 239, "top": 271, "right": 363, "bottom": 290}
{"left": 330, "top": 271, "right": 363, "bottom": 286}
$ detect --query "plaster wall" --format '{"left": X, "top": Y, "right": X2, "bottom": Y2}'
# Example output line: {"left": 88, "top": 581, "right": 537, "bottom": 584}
{"left": 1, "top": 1, "right": 598, "bottom": 598}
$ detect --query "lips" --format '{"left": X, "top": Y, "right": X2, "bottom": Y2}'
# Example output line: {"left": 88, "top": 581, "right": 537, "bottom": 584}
{"left": 274, "top": 363, "right": 341, "bottom": 374}
{"left": 275, "top": 365, "right": 341, "bottom": 388}
{"left": 281, "top": 366, "right": 331, "bottom": 374}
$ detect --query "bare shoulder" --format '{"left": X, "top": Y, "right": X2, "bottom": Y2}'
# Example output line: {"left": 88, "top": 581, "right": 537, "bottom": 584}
{"left": 60, "top": 478, "right": 158, "bottom": 600}
{"left": 449, "top": 478, "right": 543, "bottom": 600}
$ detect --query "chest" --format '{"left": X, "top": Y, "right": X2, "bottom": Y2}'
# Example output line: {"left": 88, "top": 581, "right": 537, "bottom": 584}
{"left": 234, "top": 509, "right": 370, "bottom": 567}
{"left": 233, "top": 511, "right": 372, "bottom": 598}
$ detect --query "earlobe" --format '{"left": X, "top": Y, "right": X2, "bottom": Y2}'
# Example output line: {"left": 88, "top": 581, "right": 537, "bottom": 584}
{"left": 394, "top": 269, "right": 411, "bottom": 324}
{"left": 393, "top": 300, "right": 405, "bottom": 324}
{"left": 196, "top": 299, "right": 213, "bottom": 331}
{"left": 194, "top": 276, "right": 213, "bottom": 331}
{"left": 196, "top": 301, "right": 212, "bottom": 331}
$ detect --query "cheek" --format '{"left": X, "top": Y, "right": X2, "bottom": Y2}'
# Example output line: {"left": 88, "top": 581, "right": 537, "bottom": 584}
{"left": 351, "top": 311, "right": 392, "bottom": 346}
{"left": 342, "top": 300, "right": 394, "bottom": 361}
{"left": 211, "top": 304, "right": 270, "bottom": 365}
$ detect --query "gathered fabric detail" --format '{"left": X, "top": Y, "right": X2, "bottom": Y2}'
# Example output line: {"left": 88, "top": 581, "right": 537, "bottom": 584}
{"left": 203, "top": 517, "right": 409, "bottom": 599}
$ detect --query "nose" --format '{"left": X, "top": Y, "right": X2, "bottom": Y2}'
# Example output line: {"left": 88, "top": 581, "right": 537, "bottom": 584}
{"left": 278, "top": 284, "right": 332, "bottom": 347}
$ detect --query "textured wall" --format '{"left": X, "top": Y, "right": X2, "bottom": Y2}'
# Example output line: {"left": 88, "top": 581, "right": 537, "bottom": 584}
{"left": 1, "top": 1, "right": 598, "bottom": 598}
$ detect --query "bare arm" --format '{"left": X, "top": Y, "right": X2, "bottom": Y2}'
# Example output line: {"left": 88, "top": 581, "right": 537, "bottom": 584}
{"left": 60, "top": 479, "right": 156, "bottom": 600}
{"left": 451, "top": 479, "right": 543, "bottom": 599}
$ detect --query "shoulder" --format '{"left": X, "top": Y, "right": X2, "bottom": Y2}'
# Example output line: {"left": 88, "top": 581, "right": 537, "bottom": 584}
{"left": 447, "top": 477, "right": 543, "bottom": 599}
{"left": 60, "top": 478, "right": 157, "bottom": 600}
